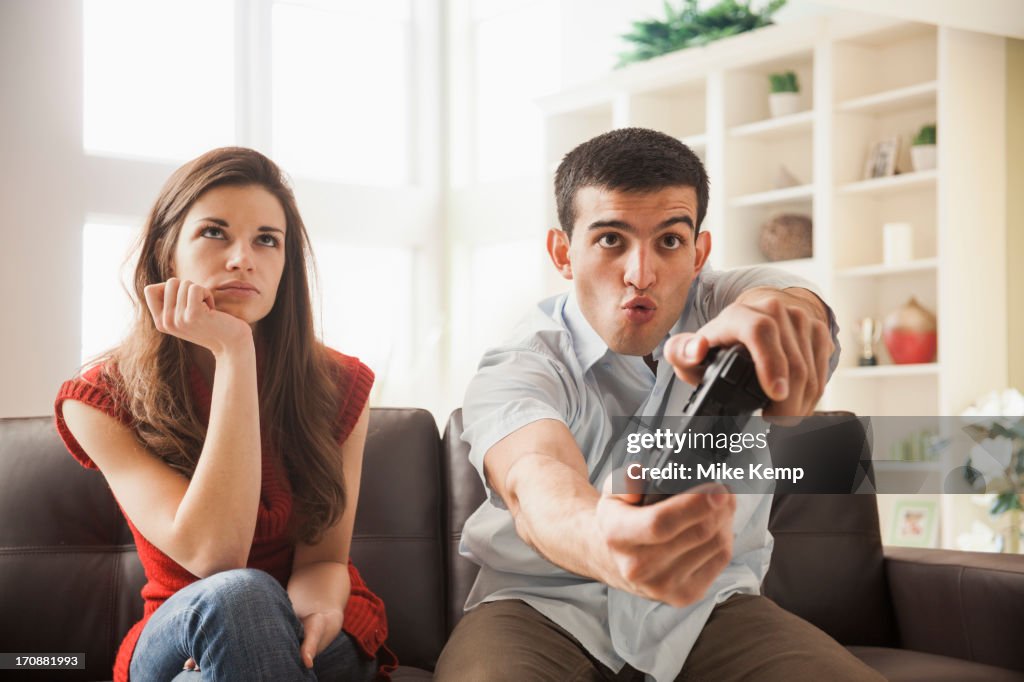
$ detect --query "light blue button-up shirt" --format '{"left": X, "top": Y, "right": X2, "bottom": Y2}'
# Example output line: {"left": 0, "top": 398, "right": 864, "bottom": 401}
{"left": 459, "top": 265, "right": 841, "bottom": 682}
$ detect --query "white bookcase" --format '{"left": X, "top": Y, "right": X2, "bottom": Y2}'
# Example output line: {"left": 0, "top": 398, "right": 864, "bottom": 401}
{"left": 538, "top": 13, "right": 1012, "bottom": 549}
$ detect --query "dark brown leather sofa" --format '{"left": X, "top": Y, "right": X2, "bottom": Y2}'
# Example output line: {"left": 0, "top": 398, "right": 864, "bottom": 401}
{"left": 2, "top": 409, "right": 1023, "bottom": 681}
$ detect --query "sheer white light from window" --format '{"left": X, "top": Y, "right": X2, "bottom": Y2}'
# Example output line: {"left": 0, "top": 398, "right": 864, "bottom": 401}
{"left": 272, "top": 2, "right": 411, "bottom": 186}
{"left": 474, "top": 2, "right": 561, "bottom": 182}
{"left": 468, "top": 239, "right": 544, "bottom": 362}
{"left": 82, "top": 0, "right": 235, "bottom": 161}
{"left": 314, "top": 243, "right": 414, "bottom": 404}
{"left": 81, "top": 223, "right": 139, "bottom": 364}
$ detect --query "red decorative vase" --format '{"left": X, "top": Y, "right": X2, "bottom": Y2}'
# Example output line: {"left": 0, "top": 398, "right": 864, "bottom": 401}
{"left": 883, "top": 297, "right": 937, "bottom": 364}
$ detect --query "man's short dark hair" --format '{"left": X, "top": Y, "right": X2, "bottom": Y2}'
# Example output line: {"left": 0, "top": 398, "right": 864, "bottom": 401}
{"left": 554, "top": 127, "right": 709, "bottom": 239}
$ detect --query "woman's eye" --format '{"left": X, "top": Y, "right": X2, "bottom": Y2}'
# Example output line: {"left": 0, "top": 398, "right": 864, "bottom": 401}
{"left": 200, "top": 226, "right": 226, "bottom": 239}
{"left": 597, "top": 233, "right": 621, "bottom": 248}
{"left": 257, "top": 234, "right": 280, "bottom": 248}
{"left": 661, "top": 234, "right": 683, "bottom": 249}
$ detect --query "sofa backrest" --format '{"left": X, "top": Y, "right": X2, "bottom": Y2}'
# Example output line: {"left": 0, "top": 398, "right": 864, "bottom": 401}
{"left": 350, "top": 408, "right": 447, "bottom": 671}
{"left": 442, "top": 410, "right": 485, "bottom": 634}
{"left": 0, "top": 416, "right": 145, "bottom": 682}
{"left": 759, "top": 414, "right": 897, "bottom": 647}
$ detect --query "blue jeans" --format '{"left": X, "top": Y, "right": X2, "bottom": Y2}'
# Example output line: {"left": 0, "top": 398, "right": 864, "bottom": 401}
{"left": 129, "top": 568, "right": 379, "bottom": 682}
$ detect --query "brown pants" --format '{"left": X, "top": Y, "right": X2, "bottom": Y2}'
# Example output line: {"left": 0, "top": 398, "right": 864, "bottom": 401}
{"left": 434, "top": 595, "right": 885, "bottom": 682}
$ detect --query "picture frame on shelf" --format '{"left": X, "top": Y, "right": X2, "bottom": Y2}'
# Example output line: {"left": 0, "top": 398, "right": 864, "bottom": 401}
{"left": 889, "top": 499, "right": 939, "bottom": 548}
{"left": 863, "top": 137, "right": 900, "bottom": 179}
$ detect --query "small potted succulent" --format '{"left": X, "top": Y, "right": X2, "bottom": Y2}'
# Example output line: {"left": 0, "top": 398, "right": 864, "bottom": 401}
{"left": 768, "top": 70, "right": 800, "bottom": 117}
{"left": 911, "top": 123, "right": 937, "bottom": 172}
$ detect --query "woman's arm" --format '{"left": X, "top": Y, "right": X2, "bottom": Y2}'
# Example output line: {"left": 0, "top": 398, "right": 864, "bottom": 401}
{"left": 61, "top": 279, "right": 263, "bottom": 577}
{"left": 287, "top": 402, "right": 370, "bottom": 668}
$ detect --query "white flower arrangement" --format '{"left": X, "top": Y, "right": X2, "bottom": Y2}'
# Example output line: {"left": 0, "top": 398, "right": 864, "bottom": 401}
{"left": 962, "top": 388, "right": 1024, "bottom": 517}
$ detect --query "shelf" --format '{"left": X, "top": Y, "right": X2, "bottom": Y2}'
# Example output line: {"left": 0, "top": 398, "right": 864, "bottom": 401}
{"left": 730, "top": 184, "right": 813, "bottom": 207}
{"left": 838, "top": 170, "right": 937, "bottom": 196}
{"left": 680, "top": 133, "right": 707, "bottom": 150}
{"left": 730, "top": 110, "right": 814, "bottom": 140}
{"left": 836, "top": 363, "right": 939, "bottom": 379}
{"left": 837, "top": 81, "right": 937, "bottom": 115}
{"left": 837, "top": 258, "right": 938, "bottom": 278}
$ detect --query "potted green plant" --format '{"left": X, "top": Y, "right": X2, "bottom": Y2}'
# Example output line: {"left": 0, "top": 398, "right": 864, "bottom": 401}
{"left": 911, "top": 123, "right": 937, "bottom": 172}
{"left": 768, "top": 70, "right": 800, "bottom": 117}
{"left": 616, "top": 0, "right": 787, "bottom": 67}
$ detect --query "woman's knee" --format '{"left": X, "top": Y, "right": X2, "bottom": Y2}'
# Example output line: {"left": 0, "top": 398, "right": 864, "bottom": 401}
{"left": 189, "top": 568, "right": 293, "bottom": 623}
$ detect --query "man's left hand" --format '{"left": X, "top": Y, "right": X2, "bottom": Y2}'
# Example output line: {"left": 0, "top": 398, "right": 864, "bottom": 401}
{"left": 664, "top": 287, "right": 834, "bottom": 421}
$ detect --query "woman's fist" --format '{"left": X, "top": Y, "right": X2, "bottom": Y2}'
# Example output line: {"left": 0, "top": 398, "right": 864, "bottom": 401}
{"left": 143, "top": 278, "right": 252, "bottom": 354}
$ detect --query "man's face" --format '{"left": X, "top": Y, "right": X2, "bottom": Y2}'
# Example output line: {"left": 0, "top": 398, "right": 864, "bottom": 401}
{"left": 549, "top": 185, "right": 710, "bottom": 356}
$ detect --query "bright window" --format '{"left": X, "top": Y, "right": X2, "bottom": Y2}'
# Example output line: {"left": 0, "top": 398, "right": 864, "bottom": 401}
{"left": 468, "top": 239, "right": 543, "bottom": 349}
{"left": 314, "top": 243, "right": 415, "bottom": 403}
{"left": 82, "top": 0, "right": 235, "bottom": 161}
{"left": 75, "top": 0, "right": 439, "bottom": 410}
{"left": 81, "top": 222, "right": 138, "bottom": 363}
{"left": 474, "top": 1, "right": 560, "bottom": 182}
{"left": 272, "top": 1, "right": 412, "bottom": 185}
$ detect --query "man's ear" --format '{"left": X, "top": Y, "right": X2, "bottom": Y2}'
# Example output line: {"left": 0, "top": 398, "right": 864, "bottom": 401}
{"left": 546, "top": 228, "right": 573, "bottom": 280}
{"left": 692, "top": 230, "right": 711, "bottom": 275}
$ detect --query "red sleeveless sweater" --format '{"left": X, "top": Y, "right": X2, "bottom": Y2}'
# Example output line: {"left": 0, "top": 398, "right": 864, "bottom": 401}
{"left": 54, "top": 348, "right": 395, "bottom": 682}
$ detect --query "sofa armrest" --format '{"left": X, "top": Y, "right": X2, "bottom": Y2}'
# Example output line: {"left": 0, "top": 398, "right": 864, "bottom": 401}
{"left": 884, "top": 546, "right": 1024, "bottom": 672}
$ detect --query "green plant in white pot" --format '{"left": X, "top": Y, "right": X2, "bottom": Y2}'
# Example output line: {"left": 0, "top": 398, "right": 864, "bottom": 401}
{"left": 768, "top": 70, "right": 800, "bottom": 117}
{"left": 911, "top": 123, "right": 937, "bottom": 172}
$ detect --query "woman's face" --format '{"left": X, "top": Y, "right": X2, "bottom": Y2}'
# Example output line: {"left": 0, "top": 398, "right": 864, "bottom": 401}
{"left": 171, "top": 184, "right": 287, "bottom": 326}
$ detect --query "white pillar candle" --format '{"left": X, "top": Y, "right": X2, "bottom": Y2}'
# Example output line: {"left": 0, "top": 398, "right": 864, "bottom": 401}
{"left": 883, "top": 222, "right": 913, "bottom": 265}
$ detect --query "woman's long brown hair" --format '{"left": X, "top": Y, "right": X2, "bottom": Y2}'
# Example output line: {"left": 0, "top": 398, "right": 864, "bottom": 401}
{"left": 103, "top": 147, "right": 346, "bottom": 544}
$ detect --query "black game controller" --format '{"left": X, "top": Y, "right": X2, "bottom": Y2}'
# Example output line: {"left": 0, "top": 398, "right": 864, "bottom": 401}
{"left": 679, "top": 345, "right": 770, "bottom": 419}
{"left": 638, "top": 345, "right": 770, "bottom": 504}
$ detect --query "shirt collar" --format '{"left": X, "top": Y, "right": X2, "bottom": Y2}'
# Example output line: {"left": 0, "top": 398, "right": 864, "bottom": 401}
{"left": 562, "top": 288, "right": 609, "bottom": 374}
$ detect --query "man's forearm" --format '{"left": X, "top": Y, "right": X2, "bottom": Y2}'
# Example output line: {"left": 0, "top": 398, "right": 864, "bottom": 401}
{"left": 504, "top": 453, "right": 609, "bottom": 583}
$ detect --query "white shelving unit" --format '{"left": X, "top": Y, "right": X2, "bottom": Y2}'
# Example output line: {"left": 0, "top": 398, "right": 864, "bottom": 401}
{"left": 538, "top": 13, "right": 1012, "bottom": 550}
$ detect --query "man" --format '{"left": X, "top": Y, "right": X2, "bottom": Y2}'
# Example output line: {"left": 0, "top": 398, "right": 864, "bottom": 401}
{"left": 436, "top": 128, "right": 882, "bottom": 681}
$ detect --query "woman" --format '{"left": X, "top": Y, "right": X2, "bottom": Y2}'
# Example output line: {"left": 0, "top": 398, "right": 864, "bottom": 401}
{"left": 54, "top": 148, "right": 394, "bottom": 681}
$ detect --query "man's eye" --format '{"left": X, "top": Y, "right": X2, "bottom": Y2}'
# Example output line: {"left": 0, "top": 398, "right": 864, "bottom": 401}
{"left": 597, "top": 233, "right": 621, "bottom": 248}
{"left": 200, "top": 226, "right": 226, "bottom": 239}
{"left": 661, "top": 234, "right": 683, "bottom": 249}
{"left": 257, "top": 234, "right": 280, "bottom": 247}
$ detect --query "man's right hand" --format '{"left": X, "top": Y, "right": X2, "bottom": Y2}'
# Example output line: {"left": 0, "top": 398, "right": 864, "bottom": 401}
{"left": 594, "top": 478, "right": 735, "bottom": 607}
{"left": 144, "top": 277, "right": 253, "bottom": 355}
{"left": 488, "top": 419, "right": 735, "bottom": 609}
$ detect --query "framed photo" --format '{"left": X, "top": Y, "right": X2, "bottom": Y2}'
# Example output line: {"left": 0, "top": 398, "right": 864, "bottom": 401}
{"left": 889, "top": 499, "right": 938, "bottom": 548}
{"left": 863, "top": 137, "right": 900, "bottom": 179}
